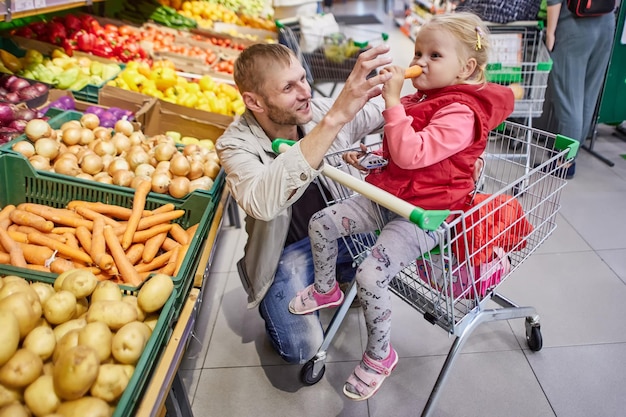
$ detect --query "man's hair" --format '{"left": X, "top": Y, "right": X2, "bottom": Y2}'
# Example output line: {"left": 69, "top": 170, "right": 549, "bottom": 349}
{"left": 419, "top": 11, "right": 491, "bottom": 85}
{"left": 233, "top": 43, "right": 296, "bottom": 94}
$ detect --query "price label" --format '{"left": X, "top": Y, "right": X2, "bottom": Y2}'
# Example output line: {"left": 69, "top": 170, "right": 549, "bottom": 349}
{"left": 12, "top": 0, "right": 35, "bottom": 12}
{"left": 34, "top": 0, "right": 45, "bottom": 8}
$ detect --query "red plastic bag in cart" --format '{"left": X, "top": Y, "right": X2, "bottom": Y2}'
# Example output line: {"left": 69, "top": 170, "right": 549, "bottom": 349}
{"left": 416, "top": 246, "right": 511, "bottom": 299}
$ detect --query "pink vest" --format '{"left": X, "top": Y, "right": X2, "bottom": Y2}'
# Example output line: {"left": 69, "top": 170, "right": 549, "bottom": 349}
{"left": 366, "top": 84, "right": 514, "bottom": 211}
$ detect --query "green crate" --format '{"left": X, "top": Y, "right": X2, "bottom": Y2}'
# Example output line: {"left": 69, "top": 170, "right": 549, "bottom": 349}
{"left": 0, "top": 152, "right": 217, "bottom": 305}
{"left": 0, "top": 269, "right": 177, "bottom": 417}
{"left": 0, "top": 109, "right": 225, "bottom": 200}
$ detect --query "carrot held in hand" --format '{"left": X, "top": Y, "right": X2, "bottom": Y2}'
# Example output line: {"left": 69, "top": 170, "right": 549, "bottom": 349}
{"left": 404, "top": 65, "right": 423, "bottom": 79}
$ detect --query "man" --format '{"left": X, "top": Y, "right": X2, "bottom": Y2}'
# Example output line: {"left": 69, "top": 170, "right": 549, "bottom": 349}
{"left": 216, "top": 42, "right": 391, "bottom": 364}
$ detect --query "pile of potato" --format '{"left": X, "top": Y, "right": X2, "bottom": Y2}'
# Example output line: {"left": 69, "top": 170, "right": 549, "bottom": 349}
{"left": 0, "top": 269, "right": 174, "bottom": 417}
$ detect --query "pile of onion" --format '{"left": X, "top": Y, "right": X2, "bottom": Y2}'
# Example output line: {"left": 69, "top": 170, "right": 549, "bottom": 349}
{"left": 14, "top": 114, "right": 221, "bottom": 198}
{"left": 0, "top": 103, "right": 44, "bottom": 144}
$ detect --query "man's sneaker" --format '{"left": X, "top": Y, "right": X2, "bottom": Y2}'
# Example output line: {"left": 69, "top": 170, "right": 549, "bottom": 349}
{"left": 288, "top": 282, "right": 344, "bottom": 315}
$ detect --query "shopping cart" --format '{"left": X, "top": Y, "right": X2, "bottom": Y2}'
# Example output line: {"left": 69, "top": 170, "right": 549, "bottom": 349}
{"left": 273, "top": 121, "right": 579, "bottom": 416}
{"left": 276, "top": 19, "right": 385, "bottom": 97}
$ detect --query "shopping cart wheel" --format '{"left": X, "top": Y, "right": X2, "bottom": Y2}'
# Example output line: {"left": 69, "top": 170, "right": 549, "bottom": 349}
{"left": 525, "top": 317, "right": 543, "bottom": 351}
{"left": 300, "top": 360, "right": 325, "bottom": 385}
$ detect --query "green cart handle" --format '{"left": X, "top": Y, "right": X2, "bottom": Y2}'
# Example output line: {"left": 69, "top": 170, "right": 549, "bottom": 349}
{"left": 554, "top": 134, "right": 580, "bottom": 160}
{"left": 272, "top": 139, "right": 450, "bottom": 231}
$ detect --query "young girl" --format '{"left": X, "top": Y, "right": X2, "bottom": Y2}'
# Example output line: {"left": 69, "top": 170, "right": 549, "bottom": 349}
{"left": 289, "top": 12, "right": 514, "bottom": 400}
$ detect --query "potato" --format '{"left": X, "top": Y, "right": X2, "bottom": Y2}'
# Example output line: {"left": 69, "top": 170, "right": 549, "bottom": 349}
{"left": 122, "top": 295, "right": 145, "bottom": 321}
{"left": 90, "top": 363, "right": 132, "bottom": 402}
{"left": 53, "top": 317, "right": 86, "bottom": 342}
{"left": 86, "top": 301, "right": 138, "bottom": 331}
{"left": 24, "top": 374, "right": 61, "bottom": 417}
{"left": 77, "top": 322, "right": 112, "bottom": 362}
{"left": 0, "top": 348, "right": 43, "bottom": 388}
{"left": 53, "top": 345, "right": 100, "bottom": 400}
{"left": 90, "top": 281, "right": 122, "bottom": 303}
{"left": 0, "top": 277, "right": 30, "bottom": 300}
{"left": 22, "top": 325, "right": 56, "bottom": 361}
{"left": 61, "top": 270, "right": 97, "bottom": 299}
{"left": 42, "top": 362, "right": 54, "bottom": 376}
{"left": 0, "top": 383, "right": 21, "bottom": 408}
{"left": 52, "top": 330, "right": 79, "bottom": 364}
{"left": 143, "top": 313, "right": 159, "bottom": 331}
{"left": 56, "top": 396, "right": 111, "bottom": 417}
{"left": 30, "top": 282, "right": 55, "bottom": 305}
{"left": 53, "top": 269, "right": 77, "bottom": 292}
{"left": 111, "top": 321, "right": 151, "bottom": 365}
{"left": 75, "top": 298, "right": 89, "bottom": 318}
{"left": 137, "top": 273, "right": 173, "bottom": 313}
{"left": 0, "top": 402, "right": 30, "bottom": 417}
{"left": 43, "top": 290, "right": 77, "bottom": 325}
{"left": 0, "top": 310, "right": 19, "bottom": 366}
{"left": 0, "top": 292, "right": 41, "bottom": 339}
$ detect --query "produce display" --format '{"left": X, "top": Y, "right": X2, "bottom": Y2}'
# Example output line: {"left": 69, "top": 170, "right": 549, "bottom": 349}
{"left": 12, "top": 14, "right": 150, "bottom": 63}
{"left": 40, "top": 95, "right": 135, "bottom": 128}
{"left": 0, "top": 74, "right": 49, "bottom": 106}
{"left": 108, "top": 60, "right": 244, "bottom": 116}
{"left": 116, "top": 0, "right": 198, "bottom": 30}
{"left": 14, "top": 114, "right": 221, "bottom": 196}
{"left": 0, "top": 103, "right": 45, "bottom": 145}
{"left": 0, "top": 269, "right": 174, "bottom": 416}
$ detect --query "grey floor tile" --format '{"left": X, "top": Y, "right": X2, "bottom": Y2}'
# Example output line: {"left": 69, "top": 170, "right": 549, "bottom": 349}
{"left": 527, "top": 343, "right": 626, "bottom": 417}
{"left": 534, "top": 213, "right": 592, "bottom": 255}
{"left": 597, "top": 248, "right": 626, "bottom": 284}
{"left": 205, "top": 225, "right": 245, "bottom": 274}
{"left": 178, "top": 368, "right": 201, "bottom": 406}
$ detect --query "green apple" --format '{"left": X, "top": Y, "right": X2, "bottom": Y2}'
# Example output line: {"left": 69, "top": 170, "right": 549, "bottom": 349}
{"left": 166, "top": 131, "right": 182, "bottom": 143}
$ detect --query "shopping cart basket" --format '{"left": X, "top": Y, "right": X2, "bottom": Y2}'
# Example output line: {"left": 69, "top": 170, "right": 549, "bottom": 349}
{"left": 273, "top": 121, "right": 579, "bottom": 416}
{"left": 486, "top": 22, "right": 553, "bottom": 125}
{"left": 276, "top": 19, "right": 384, "bottom": 97}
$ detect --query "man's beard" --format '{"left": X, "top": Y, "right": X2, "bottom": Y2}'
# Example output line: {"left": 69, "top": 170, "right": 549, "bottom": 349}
{"left": 263, "top": 96, "right": 311, "bottom": 126}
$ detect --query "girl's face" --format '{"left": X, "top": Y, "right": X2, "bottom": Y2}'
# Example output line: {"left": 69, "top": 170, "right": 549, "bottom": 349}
{"left": 409, "top": 26, "right": 475, "bottom": 91}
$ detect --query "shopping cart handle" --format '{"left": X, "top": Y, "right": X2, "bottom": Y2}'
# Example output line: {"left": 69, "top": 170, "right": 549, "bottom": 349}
{"left": 554, "top": 134, "right": 580, "bottom": 160}
{"left": 272, "top": 139, "right": 450, "bottom": 231}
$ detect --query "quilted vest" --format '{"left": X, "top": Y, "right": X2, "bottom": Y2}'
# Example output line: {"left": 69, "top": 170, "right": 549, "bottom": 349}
{"left": 366, "top": 83, "right": 514, "bottom": 211}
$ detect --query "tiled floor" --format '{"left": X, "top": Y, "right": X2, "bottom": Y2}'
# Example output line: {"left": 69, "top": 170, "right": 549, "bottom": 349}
{"left": 178, "top": 2, "right": 626, "bottom": 416}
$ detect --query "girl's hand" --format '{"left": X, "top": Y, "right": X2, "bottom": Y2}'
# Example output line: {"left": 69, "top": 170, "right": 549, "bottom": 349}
{"left": 342, "top": 143, "right": 369, "bottom": 171}
{"left": 380, "top": 65, "right": 405, "bottom": 108}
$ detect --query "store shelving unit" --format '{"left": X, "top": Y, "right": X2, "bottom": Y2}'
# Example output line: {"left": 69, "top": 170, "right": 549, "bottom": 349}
{"left": 0, "top": 0, "right": 103, "bottom": 22}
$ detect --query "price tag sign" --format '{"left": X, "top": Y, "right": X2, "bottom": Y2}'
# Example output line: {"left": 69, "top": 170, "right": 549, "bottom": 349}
{"left": 34, "top": 0, "right": 46, "bottom": 8}
{"left": 12, "top": 0, "right": 36, "bottom": 12}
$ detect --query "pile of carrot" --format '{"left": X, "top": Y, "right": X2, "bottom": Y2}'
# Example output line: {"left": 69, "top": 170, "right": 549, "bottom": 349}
{"left": 0, "top": 179, "right": 198, "bottom": 286}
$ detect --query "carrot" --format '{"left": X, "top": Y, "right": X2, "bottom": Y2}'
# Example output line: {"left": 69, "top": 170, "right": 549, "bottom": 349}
{"left": 162, "top": 237, "right": 180, "bottom": 251}
{"left": 142, "top": 231, "right": 168, "bottom": 264}
{"left": 125, "top": 243, "right": 145, "bottom": 265}
{"left": 6, "top": 230, "right": 28, "bottom": 244}
{"left": 75, "top": 226, "right": 92, "bottom": 254}
{"left": 0, "top": 252, "right": 10, "bottom": 264}
{"left": 132, "top": 223, "right": 172, "bottom": 244}
{"left": 18, "top": 243, "right": 55, "bottom": 266}
{"left": 64, "top": 232, "right": 80, "bottom": 249}
{"left": 150, "top": 203, "right": 175, "bottom": 215}
{"left": 91, "top": 217, "right": 115, "bottom": 271}
{"left": 104, "top": 226, "right": 143, "bottom": 286}
{"left": 122, "top": 179, "right": 152, "bottom": 250}
{"left": 185, "top": 223, "right": 199, "bottom": 242}
{"left": 9, "top": 208, "right": 54, "bottom": 233}
{"left": 134, "top": 251, "right": 172, "bottom": 273}
{"left": 136, "top": 210, "right": 185, "bottom": 231}
{"left": 0, "top": 218, "right": 10, "bottom": 230}
{"left": 26, "top": 264, "right": 50, "bottom": 272}
{"left": 49, "top": 258, "right": 77, "bottom": 274}
{"left": 0, "top": 204, "right": 16, "bottom": 223}
{"left": 174, "top": 243, "right": 190, "bottom": 275}
{"left": 21, "top": 204, "right": 93, "bottom": 230}
{"left": 73, "top": 206, "right": 121, "bottom": 228}
{"left": 160, "top": 245, "right": 179, "bottom": 276}
{"left": 51, "top": 227, "right": 77, "bottom": 235}
{"left": 169, "top": 223, "right": 189, "bottom": 246}
{"left": 27, "top": 231, "right": 93, "bottom": 265}
{"left": 0, "top": 228, "right": 27, "bottom": 268}
{"left": 405, "top": 65, "right": 423, "bottom": 79}
{"left": 67, "top": 201, "right": 151, "bottom": 220}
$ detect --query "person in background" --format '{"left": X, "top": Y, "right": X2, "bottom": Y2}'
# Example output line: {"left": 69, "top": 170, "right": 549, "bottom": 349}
{"left": 215, "top": 43, "right": 391, "bottom": 365}
{"left": 545, "top": 0, "right": 616, "bottom": 178}
{"left": 289, "top": 12, "right": 514, "bottom": 400}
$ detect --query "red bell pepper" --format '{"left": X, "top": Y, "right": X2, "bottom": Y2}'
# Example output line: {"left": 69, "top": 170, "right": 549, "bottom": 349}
{"left": 28, "top": 21, "right": 47, "bottom": 36}
{"left": 104, "top": 24, "right": 119, "bottom": 34}
{"left": 64, "top": 14, "right": 82, "bottom": 34}
{"left": 76, "top": 31, "right": 96, "bottom": 52}
{"left": 47, "top": 21, "right": 67, "bottom": 45}
{"left": 62, "top": 39, "right": 76, "bottom": 56}
{"left": 92, "top": 39, "right": 114, "bottom": 58}
{"left": 13, "top": 26, "right": 35, "bottom": 39}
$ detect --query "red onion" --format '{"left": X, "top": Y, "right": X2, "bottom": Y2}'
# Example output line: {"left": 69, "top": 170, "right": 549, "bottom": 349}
{"left": 13, "top": 107, "right": 38, "bottom": 122}
{"left": 8, "top": 78, "right": 31, "bottom": 93}
{"left": 17, "top": 86, "right": 42, "bottom": 100}
{"left": 8, "top": 119, "right": 28, "bottom": 132}
{"left": 0, "top": 103, "right": 15, "bottom": 126}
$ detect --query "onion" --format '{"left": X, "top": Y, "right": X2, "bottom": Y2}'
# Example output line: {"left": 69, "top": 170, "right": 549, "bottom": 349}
{"left": 112, "top": 169, "right": 135, "bottom": 187}
{"left": 114, "top": 119, "right": 134, "bottom": 136}
{"left": 169, "top": 176, "right": 190, "bottom": 198}
{"left": 8, "top": 78, "right": 31, "bottom": 93}
{"left": 170, "top": 154, "right": 191, "bottom": 177}
{"left": 93, "top": 140, "right": 116, "bottom": 157}
{"left": 17, "top": 86, "right": 42, "bottom": 100}
{"left": 111, "top": 133, "right": 131, "bottom": 154}
{"left": 131, "top": 175, "right": 152, "bottom": 190}
{"left": 154, "top": 142, "right": 177, "bottom": 162}
{"left": 29, "top": 155, "right": 51, "bottom": 171}
{"left": 24, "top": 119, "right": 52, "bottom": 142}
{"left": 189, "top": 176, "right": 214, "bottom": 192}
{"left": 13, "top": 107, "right": 38, "bottom": 122}
{"left": 128, "top": 131, "right": 145, "bottom": 146}
{"left": 8, "top": 119, "right": 28, "bottom": 132}
{"left": 151, "top": 172, "right": 171, "bottom": 194}
{"left": 93, "top": 172, "right": 113, "bottom": 184}
{"left": 183, "top": 144, "right": 200, "bottom": 156}
{"left": 76, "top": 173, "right": 94, "bottom": 181}
{"left": 155, "top": 160, "right": 170, "bottom": 172}
{"left": 60, "top": 120, "right": 81, "bottom": 130}
{"left": 203, "top": 160, "right": 221, "bottom": 179}
{"left": 34, "top": 137, "right": 60, "bottom": 159}
{"left": 79, "top": 128, "right": 95, "bottom": 146}
{"left": 53, "top": 158, "right": 81, "bottom": 176}
{"left": 126, "top": 148, "right": 150, "bottom": 171}
{"left": 0, "top": 103, "right": 15, "bottom": 126}
{"left": 80, "top": 153, "right": 104, "bottom": 175}
{"left": 12, "top": 141, "right": 35, "bottom": 158}
{"left": 134, "top": 163, "right": 155, "bottom": 178}
{"left": 32, "top": 82, "right": 48, "bottom": 94}
{"left": 188, "top": 160, "right": 204, "bottom": 180}
{"left": 61, "top": 127, "right": 82, "bottom": 146}
{"left": 80, "top": 113, "right": 100, "bottom": 130}
{"left": 57, "top": 152, "right": 79, "bottom": 163}
{"left": 93, "top": 126, "right": 112, "bottom": 141}
{"left": 107, "top": 157, "right": 130, "bottom": 176}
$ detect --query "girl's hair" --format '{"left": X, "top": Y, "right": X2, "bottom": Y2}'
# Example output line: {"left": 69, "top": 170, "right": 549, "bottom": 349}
{"left": 420, "top": 12, "right": 491, "bottom": 85}
{"left": 233, "top": 43, "right": 296, "bottom": 94}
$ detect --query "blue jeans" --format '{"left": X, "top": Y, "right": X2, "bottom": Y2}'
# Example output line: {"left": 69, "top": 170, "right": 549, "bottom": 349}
{"left": 258, "top": 236, "right": 356, "bottom": 364}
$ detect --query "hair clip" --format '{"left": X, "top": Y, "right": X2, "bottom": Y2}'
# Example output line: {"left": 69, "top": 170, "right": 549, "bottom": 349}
{"left": 475, "top": 26, "right": 483, "bottom": 50}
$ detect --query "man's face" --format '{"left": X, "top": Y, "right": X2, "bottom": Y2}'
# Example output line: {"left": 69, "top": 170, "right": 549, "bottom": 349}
{"left": 258, "top": 56, "right": 313, "bottom": 126}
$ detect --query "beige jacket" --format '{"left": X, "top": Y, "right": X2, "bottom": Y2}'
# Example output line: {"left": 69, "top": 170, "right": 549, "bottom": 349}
{"left": 215, "top": 97, "right": 385, "bottom": 308}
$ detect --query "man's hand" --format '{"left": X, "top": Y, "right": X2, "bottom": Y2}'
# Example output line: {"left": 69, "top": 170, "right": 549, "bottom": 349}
{"left": 380, "top": 65, "right": 405, "bottom": 109}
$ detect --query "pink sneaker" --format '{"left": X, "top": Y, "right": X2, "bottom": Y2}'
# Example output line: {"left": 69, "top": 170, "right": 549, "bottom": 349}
{"left": 343, "top": 347, "right": 398, "bottom": 401}
{"left": 288, "top": 283, "right": 344, "bottom": 315}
